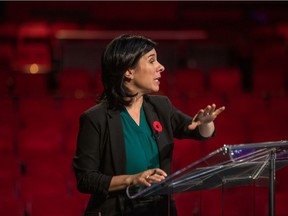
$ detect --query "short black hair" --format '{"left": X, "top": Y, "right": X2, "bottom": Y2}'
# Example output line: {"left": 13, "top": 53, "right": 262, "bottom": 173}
{"left": 100, "top": 34, "right": 156, "bottom": 108}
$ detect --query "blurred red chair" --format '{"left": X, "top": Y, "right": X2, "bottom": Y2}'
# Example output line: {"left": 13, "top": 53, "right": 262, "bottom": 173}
{"left": 17, "top": 98, "right": 64, "bottom": 156}
{"left": 0, "top": 40, "right": 14, "bottom": 95}
{"left": 0, "top": 23, "right": 18, "bottom": 41}
{"left": 253, "top": 39, "right": 286, "bottom": 71}
{"left": 254, "top": 186, "right": 269, "bottom": 216}
{"left": 20, "top": 175, "right": 70, "bottom": 203}
{"left": 58, "top": 69, "right": 94, "bottom": 98}
{"left": 15, "top": 21, "right": 52, "bottom": 76}
{"left": 222, "top": 186, "right": 254, "bottom": 216}
{"left": 28, "top": 194, "right": 83, "bottom": 216}
{"left": 208, "top": 110, "right": 248, "bottom": 148}
{"left": 20, "top": 153, "right": 73, "bottom": 182}
{"left": 0, "top": 42, "right": 15, "bottom": 70}
{"left": 184, "top": 94, "right": 224, "bottom": 117}
{"left": 246, "top": 109, "right": 288, "bottom": 143}
{"left": 0, "top": 197, "right": 24, "bottom": 216}
{"left": 0, "top": 154, "right": 21, "bottom": 179}
{"left": 17, "top": 21, "right": 50, "bottom": 42}
{"left": 275, "top": 165, "right": 288, "bottom": 193}
{"left": 208, "top": 67, "right": 243, "bottom": 97}
{"left": 200, "top": 189, "right": 223, "bottom": 216}
{"left": 19, "top": 153, "right": 75, "bottom": 206}
{"left": 14, "top": 43, "right": 52, "bottom": 75}
{"left": 0, "top": 157, "right": 21, "bottom": 203}
{"left": 0, "top": 23, "right": 17, "bottom": 71}
{"left": 171, "top": 68, "right": 206, "bottom": 98}
{"left": 17, "top": 124, "right": 64, "bottom": 156}
{"left": 172, "top": 139, "right": 203, "bottom": 172}
{"left": 174, "top": 191, "right": 202, "bottom": 216}
{"left": 252, "top": 70, "right": 287, "bottom": 96}
{"left": 0, "top": 70, "right": 14, "bottom": 97}
{"left": 226, "top": 93, "right": 268, "bottom": 118}
{"left": 0, "top": 98, "right": 17, "bottom": 154}
{"left": 13, "top": 72, "right": 52, "bottom": 97}
{"left": 60, "top": 97, "right": 96, "bottom": 155}
{"left": 268, "top": 95, "right": 288, "bottom": 125}
{"left": 275, "top": 192, "right": 288, "bottom": 216}
{"left": 0, "top": 176, "right": 21, "bottom": 201}
{"left": 19, "top": 153, "right": 71, "bottom": 201}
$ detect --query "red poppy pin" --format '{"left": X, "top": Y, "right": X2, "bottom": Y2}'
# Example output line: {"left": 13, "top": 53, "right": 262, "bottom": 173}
{"left": 153, "top": 121, "right": 162, "bottom": 132}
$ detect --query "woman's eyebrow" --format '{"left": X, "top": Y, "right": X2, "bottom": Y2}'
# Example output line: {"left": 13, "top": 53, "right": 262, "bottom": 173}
{"left": 147, "top": 53, "right": 156, "bottom": 58}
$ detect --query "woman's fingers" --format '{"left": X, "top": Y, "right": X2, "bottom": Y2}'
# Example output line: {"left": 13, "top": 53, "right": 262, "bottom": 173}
{"left": 209, "top": 104, "right": 216, "bottom": 115}
{"left": 214, "top": 106, "right": 225, "bottom": 116}
{"left": 141, "top": 169, "right": 167, "bottom": 186}
{"left": 188, "top": 104, "right": 225, "bottom": 130}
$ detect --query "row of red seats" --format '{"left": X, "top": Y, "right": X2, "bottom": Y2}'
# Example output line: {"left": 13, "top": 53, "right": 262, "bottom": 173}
{"left": 1, "top": 93, "right": 287, "bottom": 156}
{"left": 0, "top": 67, "right": 287, "bottom": 99}
{"left": 0, "top": 153, "right": 89, "bottom": 216}
{"left": 0, "top": 97, "right": 96, "bottom": 156}
{"left": 1, "top": 94, "right": 288, "bottom": 216}
{"left": 1, "top": 146, "right": 288, "bottom": 215}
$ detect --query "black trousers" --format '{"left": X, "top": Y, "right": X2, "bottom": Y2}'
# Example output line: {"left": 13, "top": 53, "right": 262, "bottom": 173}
{"left": 84, "top": 194, "right": 177, "bottom": 216}
{"left": 120, "top": 195, "right": 177, "bottom": 216}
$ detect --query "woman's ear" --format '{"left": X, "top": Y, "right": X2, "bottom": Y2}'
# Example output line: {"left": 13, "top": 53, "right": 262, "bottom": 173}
{"left": 124, "top": 69, "right": 134, "bottom": 80}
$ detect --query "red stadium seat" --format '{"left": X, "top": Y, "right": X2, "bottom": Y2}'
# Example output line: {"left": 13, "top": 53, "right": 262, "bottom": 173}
{"left": 252, "top": 70, "right": 286, "bottom": 96}
{"left": 17, "top": 98, "right": 64, "bottom": 156}
{"left": 58, "top": 69, "right": 94, "bottom": 98}
{"left": 20, "top": 175, "right": 70, "bottom": 203}
{"left": 0, "top": 197, "right": 24, "bottom": 216}
{"left": 13, "top": 72, "right": 52, "bottom": 97}
{"left": 226, "top": 93, "right": 268, "bottom": 118}
{"left": 60, "top": 97, "right": 96, "bottom": 154}
{"left": 0, "top": 98, "right": 17, "bottom": 154}
{"left": 14, "top": 43, "right": 51, "bottom": 74}
{"left": 246, "top": 109, "right": 288, "bottom": 143}
{"left": 171, "top": 68, "right": 206, "bottom": 98}
{"left": 28, "top": 194, "right": 83, "bottom": 216}
{"left": 17, "top": 21, "right": 50, "bottom": 41}
{"left": 208, "top": 67, "right": 243, "bottom": 97}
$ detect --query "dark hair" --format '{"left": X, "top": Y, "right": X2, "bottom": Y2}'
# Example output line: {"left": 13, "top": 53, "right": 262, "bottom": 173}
{"left": 99, "top": 34, "right": 156, "bottom": 108}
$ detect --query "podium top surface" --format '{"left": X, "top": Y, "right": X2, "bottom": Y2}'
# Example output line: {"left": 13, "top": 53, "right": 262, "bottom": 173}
{"left": 126, "top": 140, "right": 288, "bottom": 199}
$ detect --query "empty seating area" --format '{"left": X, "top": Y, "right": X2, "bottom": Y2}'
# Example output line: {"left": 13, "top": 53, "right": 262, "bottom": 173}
{"left": 1, "top": 2, "right": 288, "bottom": 216}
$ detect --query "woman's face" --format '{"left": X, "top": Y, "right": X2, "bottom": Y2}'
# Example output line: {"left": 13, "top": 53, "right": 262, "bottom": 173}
{"left": 125, "top": 48, "right": 165, "bottom": 95}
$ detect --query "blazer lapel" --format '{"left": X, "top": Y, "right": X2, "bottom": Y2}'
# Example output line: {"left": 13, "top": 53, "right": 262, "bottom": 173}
{"left": 107, "top": 109, "right": 126, "bottom": 175}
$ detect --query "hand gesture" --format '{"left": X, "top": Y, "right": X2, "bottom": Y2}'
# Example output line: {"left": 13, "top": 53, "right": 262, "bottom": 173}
{"left": 188, "top": 104, "right": 225, "bottom": 130}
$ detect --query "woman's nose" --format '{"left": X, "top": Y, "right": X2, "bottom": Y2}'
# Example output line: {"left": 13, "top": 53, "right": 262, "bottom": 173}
{"left": 158, "top": 63, "right": 165, "bottom": 73}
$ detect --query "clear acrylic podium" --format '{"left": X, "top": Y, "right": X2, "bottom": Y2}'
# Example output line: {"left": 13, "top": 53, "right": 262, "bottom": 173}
{"left": 126, "top": 140, "right": 288, "bottom": 216}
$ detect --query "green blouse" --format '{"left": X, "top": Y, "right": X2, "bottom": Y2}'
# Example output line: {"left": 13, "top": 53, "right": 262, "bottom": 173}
{"left": 120, "top": 106, "right": 160, "bottom": 174}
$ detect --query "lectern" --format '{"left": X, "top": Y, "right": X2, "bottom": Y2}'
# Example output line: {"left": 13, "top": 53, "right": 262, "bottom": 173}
{"left": 126, "top": 140, "right": 288, "bottom": 216}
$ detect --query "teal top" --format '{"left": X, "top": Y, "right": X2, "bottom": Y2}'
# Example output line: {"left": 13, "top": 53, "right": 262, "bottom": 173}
{"left": 120, "top": 106, "right": 160, "bottom": 174}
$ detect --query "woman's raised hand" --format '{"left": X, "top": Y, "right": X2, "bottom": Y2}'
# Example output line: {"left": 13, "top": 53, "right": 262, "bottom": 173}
{"left": 188, "top": 104, "right": 225, "bottom": 130}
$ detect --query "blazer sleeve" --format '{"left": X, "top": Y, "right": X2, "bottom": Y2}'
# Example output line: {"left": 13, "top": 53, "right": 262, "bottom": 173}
{"left": 73, "top": 111, "right": 112, "bottom": 197}
{"left": 151, "top": 95, "right": 214, "bottom": 140}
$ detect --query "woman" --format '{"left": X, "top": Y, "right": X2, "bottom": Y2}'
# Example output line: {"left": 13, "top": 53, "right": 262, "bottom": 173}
{"left": 73, "top": 34, "right": 225, "bottom": 216}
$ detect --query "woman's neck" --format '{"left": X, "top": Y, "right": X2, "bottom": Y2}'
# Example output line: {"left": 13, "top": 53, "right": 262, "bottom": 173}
{"left": 125, "top": 95, "right": 143, "bottom": 125}
{"left": 126, "top": 95, "right": 143, "bottom": 110}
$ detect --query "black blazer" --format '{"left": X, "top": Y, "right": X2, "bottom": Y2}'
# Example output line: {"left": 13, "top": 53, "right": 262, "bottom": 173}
{"left": 73, "top": 95, "right": 211, "bottom": 215}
